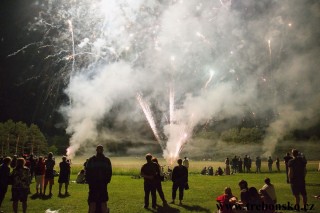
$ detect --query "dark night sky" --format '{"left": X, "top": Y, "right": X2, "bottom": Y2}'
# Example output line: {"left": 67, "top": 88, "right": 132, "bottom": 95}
{"left": 0, "top": 0, "right": 66, "bottom": 134}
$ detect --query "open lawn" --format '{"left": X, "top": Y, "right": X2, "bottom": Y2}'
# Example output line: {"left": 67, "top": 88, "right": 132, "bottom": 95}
{"left": 1, "top": 158, "right": 320, "bottom": 213}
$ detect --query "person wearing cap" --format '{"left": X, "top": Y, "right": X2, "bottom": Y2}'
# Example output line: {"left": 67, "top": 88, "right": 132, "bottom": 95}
{"left": 86, "top": 145, "right": 112, "bottom": 213}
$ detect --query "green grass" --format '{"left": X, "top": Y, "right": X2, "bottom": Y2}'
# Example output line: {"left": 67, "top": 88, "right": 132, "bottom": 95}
{"left": 1, "top": 158, "right": 319, "bottom": 213}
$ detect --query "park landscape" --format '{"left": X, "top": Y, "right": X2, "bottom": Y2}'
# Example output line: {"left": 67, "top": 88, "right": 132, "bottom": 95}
{"left": 1, "top": 157, "right": 320, "bottom": 213}
{"left": 1, "top": 1, "right": 320, "bottom": 212}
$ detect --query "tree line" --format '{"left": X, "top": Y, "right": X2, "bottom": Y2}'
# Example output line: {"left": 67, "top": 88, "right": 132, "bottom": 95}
{"left": 0, "top": 120, "right": 48, "bottom": 157}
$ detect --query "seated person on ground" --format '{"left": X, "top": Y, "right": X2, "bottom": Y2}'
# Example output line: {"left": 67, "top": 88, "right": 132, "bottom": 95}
{"left": 76, "top": 169, "right": 86, "bottom": 184}
{"left": 216, "top": 187, "right": 237, "bottom": 213}
{"left": 201, "top": 167, "right": 207, "bottom": 175}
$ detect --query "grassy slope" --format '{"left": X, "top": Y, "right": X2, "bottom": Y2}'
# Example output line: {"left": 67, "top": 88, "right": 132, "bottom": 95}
{"left": 1, "top": 158, "right": 319, "bottom": 213}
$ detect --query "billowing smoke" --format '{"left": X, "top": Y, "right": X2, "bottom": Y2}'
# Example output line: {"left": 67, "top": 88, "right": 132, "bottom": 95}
{"left": 32, "top": 0, "right": 320, "bottom": 159}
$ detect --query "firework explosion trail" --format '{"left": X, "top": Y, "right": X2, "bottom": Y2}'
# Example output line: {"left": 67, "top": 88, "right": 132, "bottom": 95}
{"left": 169, "top": 85, "right": 175, "bottom": 125}
{"left": 136, "top": 93, "right": 164, "bottom": 150}
{"left": 204, "top": 70, "right": 214, "bottom": 89}
{"left": 268, "top": 39, "right": 272, "bottom": 63}
{"left": 68, "top": 20, "right": 76, "bottom": 78}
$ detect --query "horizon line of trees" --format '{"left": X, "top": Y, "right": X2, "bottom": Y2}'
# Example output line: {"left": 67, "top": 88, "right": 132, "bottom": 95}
{"left": 0, "top": 120, "right": 48, "bottom": 157}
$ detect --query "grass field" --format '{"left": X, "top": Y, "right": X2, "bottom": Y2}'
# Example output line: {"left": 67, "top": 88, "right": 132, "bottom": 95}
{"left": 1, "top": 157, "right": 320, "bottom": 213}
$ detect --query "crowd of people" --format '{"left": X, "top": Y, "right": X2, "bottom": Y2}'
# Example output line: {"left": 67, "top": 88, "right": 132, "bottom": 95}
{"left": 0, "top": 152, "right": 71, "bottom": 213}
{"left": 199, "top": 153, "right": 303, "bottom": 177}
{"left": 216, "top": 178, "right": 277, "bottom": 213}
{"left": 216, "top": 148, "right": 308, "bottom": 213}
{"left": 140, "top": 154, "right": 189, "bottom": 209}
{"left": 0, "top": 147, "right": 313, "bottom": 213}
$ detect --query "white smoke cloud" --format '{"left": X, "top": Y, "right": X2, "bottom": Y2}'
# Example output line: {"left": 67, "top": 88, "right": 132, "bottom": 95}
{"left": 33, "top": 0, "right": 320, "bottom": 158}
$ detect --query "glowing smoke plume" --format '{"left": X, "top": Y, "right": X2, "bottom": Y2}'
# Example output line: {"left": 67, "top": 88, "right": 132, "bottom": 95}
{"left": 27, "top": 0, "right": 320, "bottom": 159}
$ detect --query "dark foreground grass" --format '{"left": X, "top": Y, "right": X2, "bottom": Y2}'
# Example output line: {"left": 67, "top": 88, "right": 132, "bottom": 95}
{"left": 1, "top": 160, "right": 319, "bottom": 213}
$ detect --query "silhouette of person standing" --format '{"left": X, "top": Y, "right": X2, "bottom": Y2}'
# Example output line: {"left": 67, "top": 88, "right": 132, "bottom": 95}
{"left": 171, "top": 158, "right": 188, "bottom": 205}
{"left": 268, "top": 156, "right": 273, "bottom": 172}
{"left": 288, "top": 149, "right": 307, "bottom": 210}
{"left": 141, "top": 153, "right": 158, "bottom": 209}
{"left": 284, "top": 153, "right": 293, "bottom": 183}
{"left": 86, "top": 145, "right": 112, "bottom": 213}
{"left": 0, "top": 157, "right": 11, "bottom": 212}
{"left": 151, "top": 157, "right": 168, "bottom": 206}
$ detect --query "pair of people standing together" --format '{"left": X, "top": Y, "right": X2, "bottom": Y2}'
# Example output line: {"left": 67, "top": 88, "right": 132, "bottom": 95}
{"left": 140, "top": 154, "right": 188, "bottom": 209}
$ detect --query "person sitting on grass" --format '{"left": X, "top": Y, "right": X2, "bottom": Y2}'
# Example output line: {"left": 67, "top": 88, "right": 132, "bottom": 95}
{"left": 247, "top": 187, "right": 263, "bottom": 213}
{"left": 208, "top": 166, "right": 214, "bottom": 176}
{"left": 76, "top": 169, "right": 86, "bottom": 184}
{"left": 201, "top": 167, "right": 207, "bottom": 175}
{"left": 236, "top": 180, "right": 250, "bottom": 209}
{"left": 259, "top": 177, "right": 277, "bottom": 209}
{"left": 216, "top": 187, "right": 237, "bottom": 213}
{"left": 216, "top": 167, "right": 223, "bottom": 176}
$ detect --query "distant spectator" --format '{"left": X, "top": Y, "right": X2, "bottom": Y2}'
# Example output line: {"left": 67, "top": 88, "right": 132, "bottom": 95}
{"left": 232, "top": 156, "right": 238, "bottom": 173}
{"left": 248, "top": 156, "right": 252, "bottom": 172}
{"left": 208, "top": 166, "right": 214, "bottom": 176}
{"left": 201, "top": 167, "right": 207, "bottom": 175}
{"left": 243, "top": 155, "right": 249, "bottom": 173}
{"left": 284, "top": 153, "right": 293, "bottom": 183}
{"left": 255, "top": 156, "right": 261, "bottom": 173}
{"left": 268, "top": 157, "right": 273, "bottom": 173}
{"left": 29, "top": 154, "right": 36, "bottom": 182}
{"left": 288, "top": 149, "right": 307, "bottom": 210}
{"left": 0, "top": 157, "right": 12, "bottom": 212}
{"left": 11, "top": 158, "right": 31, "bottom": 213}
{"left": 276, "top": 157, "right": 280, "bottom": 172}
{"left": 216, "top": 167, "right": 223, "bottom": 176}
{"left": 238, "top": 158, "right": 243, "bottom": 173}
{"left": 10, "top": 155, "right": 17, "bottom": 169}
{"left": 225, "top": 158, "right": 230, "bottom": 175}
